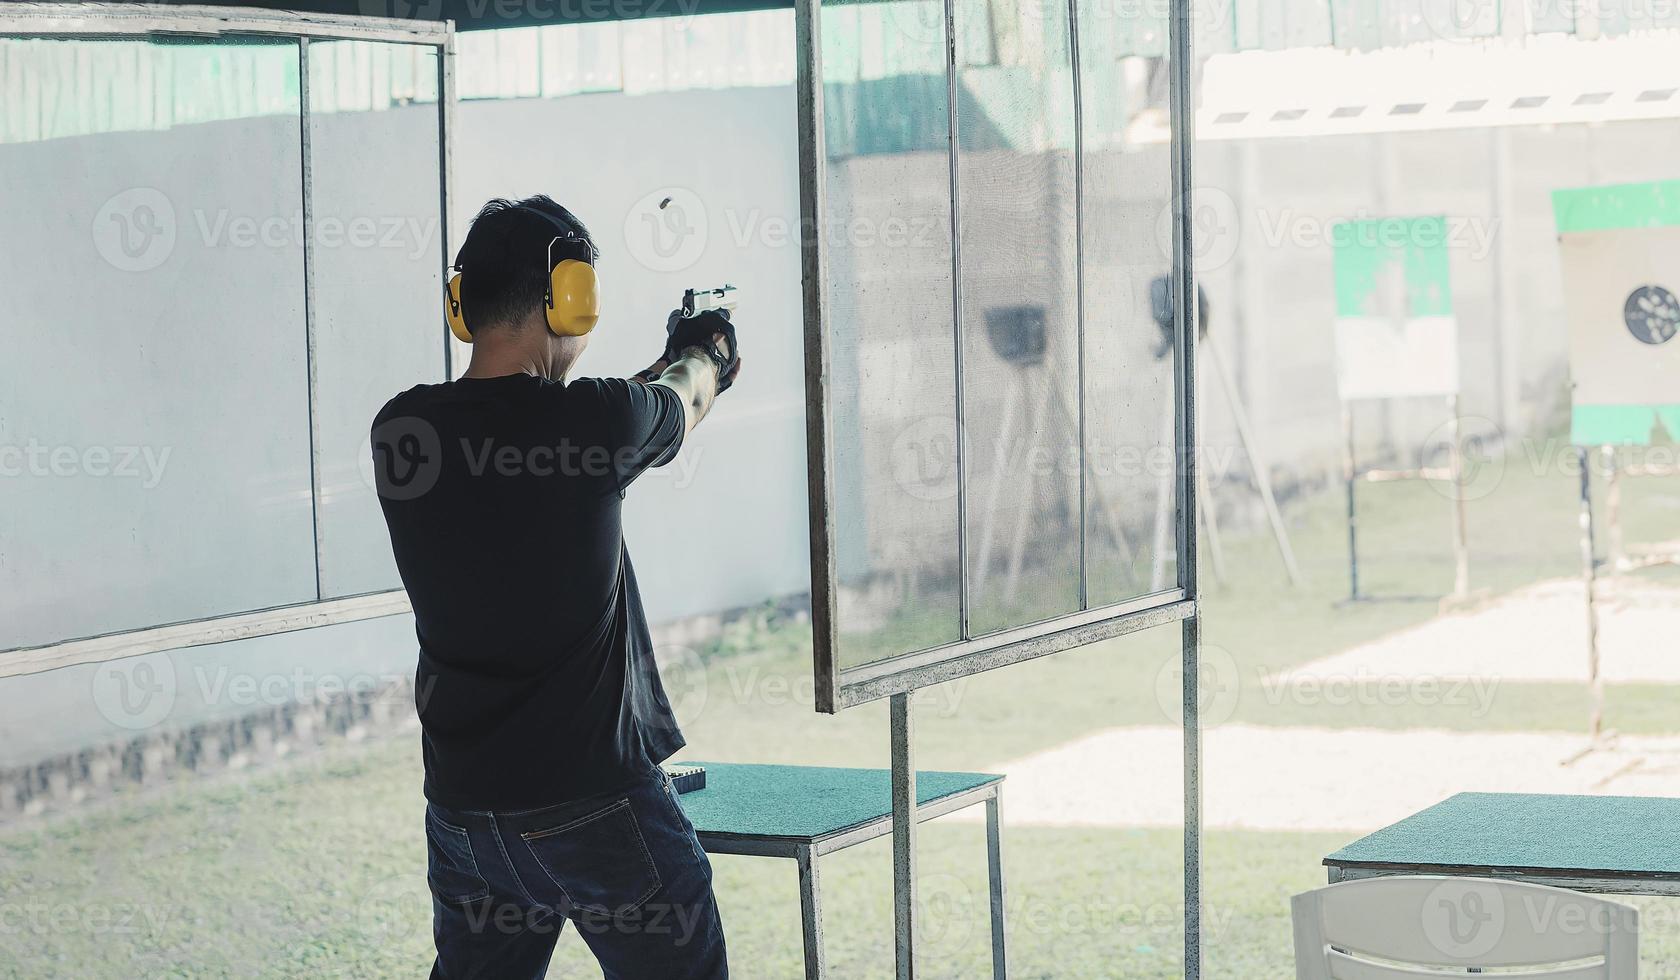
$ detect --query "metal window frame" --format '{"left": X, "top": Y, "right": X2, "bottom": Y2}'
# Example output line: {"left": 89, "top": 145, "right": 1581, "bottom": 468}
{"left": 0, "top": 4, "right": 455, "bottom": 675}
{"left": 796, "top": 0, "right": 1200, "bottom": 969}
{"left": 795, "top": 0, "right": 1203, "bottom": 711}
{"left": 0, "top": 3, "right": 449, "bottom": 43}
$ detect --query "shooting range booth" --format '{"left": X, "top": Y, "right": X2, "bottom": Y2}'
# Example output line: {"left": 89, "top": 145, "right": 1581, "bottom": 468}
{"left": 0, "top": 0, "right": 1204, "bottom": 976}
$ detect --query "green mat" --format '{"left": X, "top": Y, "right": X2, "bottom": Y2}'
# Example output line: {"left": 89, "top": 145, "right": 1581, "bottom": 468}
{"left": 1327, "top": 792, "right": 1680, "bottom": 875}
{"left": 678, "top": 762, "right": 1001, "bottom": 841}
{"left": 1571, "top": 404, "right": 1680, "bottom": 446}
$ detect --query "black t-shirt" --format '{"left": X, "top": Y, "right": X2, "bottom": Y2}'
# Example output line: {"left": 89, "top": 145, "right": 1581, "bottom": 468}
{"left": 371, "top": 373, "right": 686, "bottom": 811}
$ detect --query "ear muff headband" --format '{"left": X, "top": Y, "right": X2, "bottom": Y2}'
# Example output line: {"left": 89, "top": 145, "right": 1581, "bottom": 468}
{"left": 444, "top": 208, "right": 599, "bottom": 343}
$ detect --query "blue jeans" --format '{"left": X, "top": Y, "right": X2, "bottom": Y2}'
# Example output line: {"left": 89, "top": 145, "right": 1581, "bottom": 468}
{"left": 425, "top": 768, "right": 728, "bottom": 980}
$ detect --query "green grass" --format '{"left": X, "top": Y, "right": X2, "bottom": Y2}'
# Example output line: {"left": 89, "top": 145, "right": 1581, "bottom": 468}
{"left": 4, "top": 451, "right": 1680, "bottom": 976}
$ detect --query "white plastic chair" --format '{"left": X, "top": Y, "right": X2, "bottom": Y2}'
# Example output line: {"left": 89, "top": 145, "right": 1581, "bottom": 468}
{"left": 1292, "top": 876, "right": 1639, "bottom": 979}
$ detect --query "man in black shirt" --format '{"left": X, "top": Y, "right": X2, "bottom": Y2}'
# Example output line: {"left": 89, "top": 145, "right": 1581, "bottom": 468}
{"left": 372, "top": 195, "right": 739, "bottom": 980}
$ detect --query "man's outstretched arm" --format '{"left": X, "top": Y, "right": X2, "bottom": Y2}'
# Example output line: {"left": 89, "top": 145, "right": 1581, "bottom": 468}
{"left": 630, "top": 311, "right": 741, "bottom": 437}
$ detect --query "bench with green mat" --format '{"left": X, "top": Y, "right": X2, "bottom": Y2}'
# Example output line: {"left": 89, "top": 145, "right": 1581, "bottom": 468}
{"left": 1324, "top": 792, "right": 1680, "bottom": 895}
{"left": 667, "top": 761, "right": 1006, "bottom": 980}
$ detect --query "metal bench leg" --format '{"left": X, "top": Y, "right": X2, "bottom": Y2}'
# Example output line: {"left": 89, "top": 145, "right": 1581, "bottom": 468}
{"left": 798, "top": 844, "right": 826, "bottom": 980}
{"left": 986, "top": 790, "right": 1008, "bottom": 980}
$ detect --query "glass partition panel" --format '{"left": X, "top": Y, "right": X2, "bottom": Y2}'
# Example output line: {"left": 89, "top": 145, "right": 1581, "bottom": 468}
{"left": 822, "top": 0, "right": 965, "bottom": 669}
{"left": 955, "top": 0, "right": 1083, "bottom": 634}
{"left": 306, "top": 40, "right": 446, "bottom": 599}
{"left": 0, "top": 36, "right": 315, "bottom": 650}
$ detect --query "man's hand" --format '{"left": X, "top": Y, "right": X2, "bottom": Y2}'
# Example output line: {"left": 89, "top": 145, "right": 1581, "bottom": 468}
{"left": 664, "top": 310, "right": 740, "bottom": 393}
{"left": 639, "top": 310, "right": 743, "bottom": 436}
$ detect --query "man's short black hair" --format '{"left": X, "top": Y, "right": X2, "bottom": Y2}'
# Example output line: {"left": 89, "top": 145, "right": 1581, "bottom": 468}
{"left": 455, "top": 195, "right": 598, "bottom": 334}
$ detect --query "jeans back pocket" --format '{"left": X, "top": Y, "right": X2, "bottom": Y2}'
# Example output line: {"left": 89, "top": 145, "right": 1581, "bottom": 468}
{"left": 426, "top": 807, "right": 491, "bottom": 905}
{"left": 520, "top": 798, "right": 662, "bottom": 917}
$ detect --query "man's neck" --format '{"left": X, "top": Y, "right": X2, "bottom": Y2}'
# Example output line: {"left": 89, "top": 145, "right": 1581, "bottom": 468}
{"left": 460, "top": 321, "right": 569, "bottom": 382}
{"left": 462, "top": 348, "right": 561, "bottom": 382}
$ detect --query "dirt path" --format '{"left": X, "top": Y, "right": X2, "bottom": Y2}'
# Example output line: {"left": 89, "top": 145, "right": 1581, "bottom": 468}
{"left": 1274, "top": 577, "right": 1680, "bottom": 685}
{"left": 964, "top": 724, "right": 1680, "bottom": 833}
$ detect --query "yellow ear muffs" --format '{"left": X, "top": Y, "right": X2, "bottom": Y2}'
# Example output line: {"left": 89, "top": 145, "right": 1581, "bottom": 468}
{"left": 545, "top": 256, "right": 600, "bottom": 337}
{"left": 444, "top": 272, "right": 473, "bottom": 343}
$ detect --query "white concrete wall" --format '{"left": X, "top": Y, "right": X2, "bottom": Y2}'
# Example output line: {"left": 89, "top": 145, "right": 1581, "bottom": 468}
{"left": 452, "top": 86, "right": 812, "bottom": 625}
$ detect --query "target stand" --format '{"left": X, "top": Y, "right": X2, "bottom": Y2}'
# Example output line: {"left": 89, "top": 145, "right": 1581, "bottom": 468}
{"left": 1339, "top": 394, "right": 1473, "bottom": 605}
{"left": 1330, "top": 216, "right": 1472, "bottom": 606}
{"left": 1552, "top": 180, "right": 1680, "bottom": 759}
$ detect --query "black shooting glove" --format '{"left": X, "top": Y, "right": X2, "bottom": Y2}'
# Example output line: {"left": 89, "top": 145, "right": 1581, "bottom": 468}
{"left": 664, "top": 309, "right": 740, "bottom": 393}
